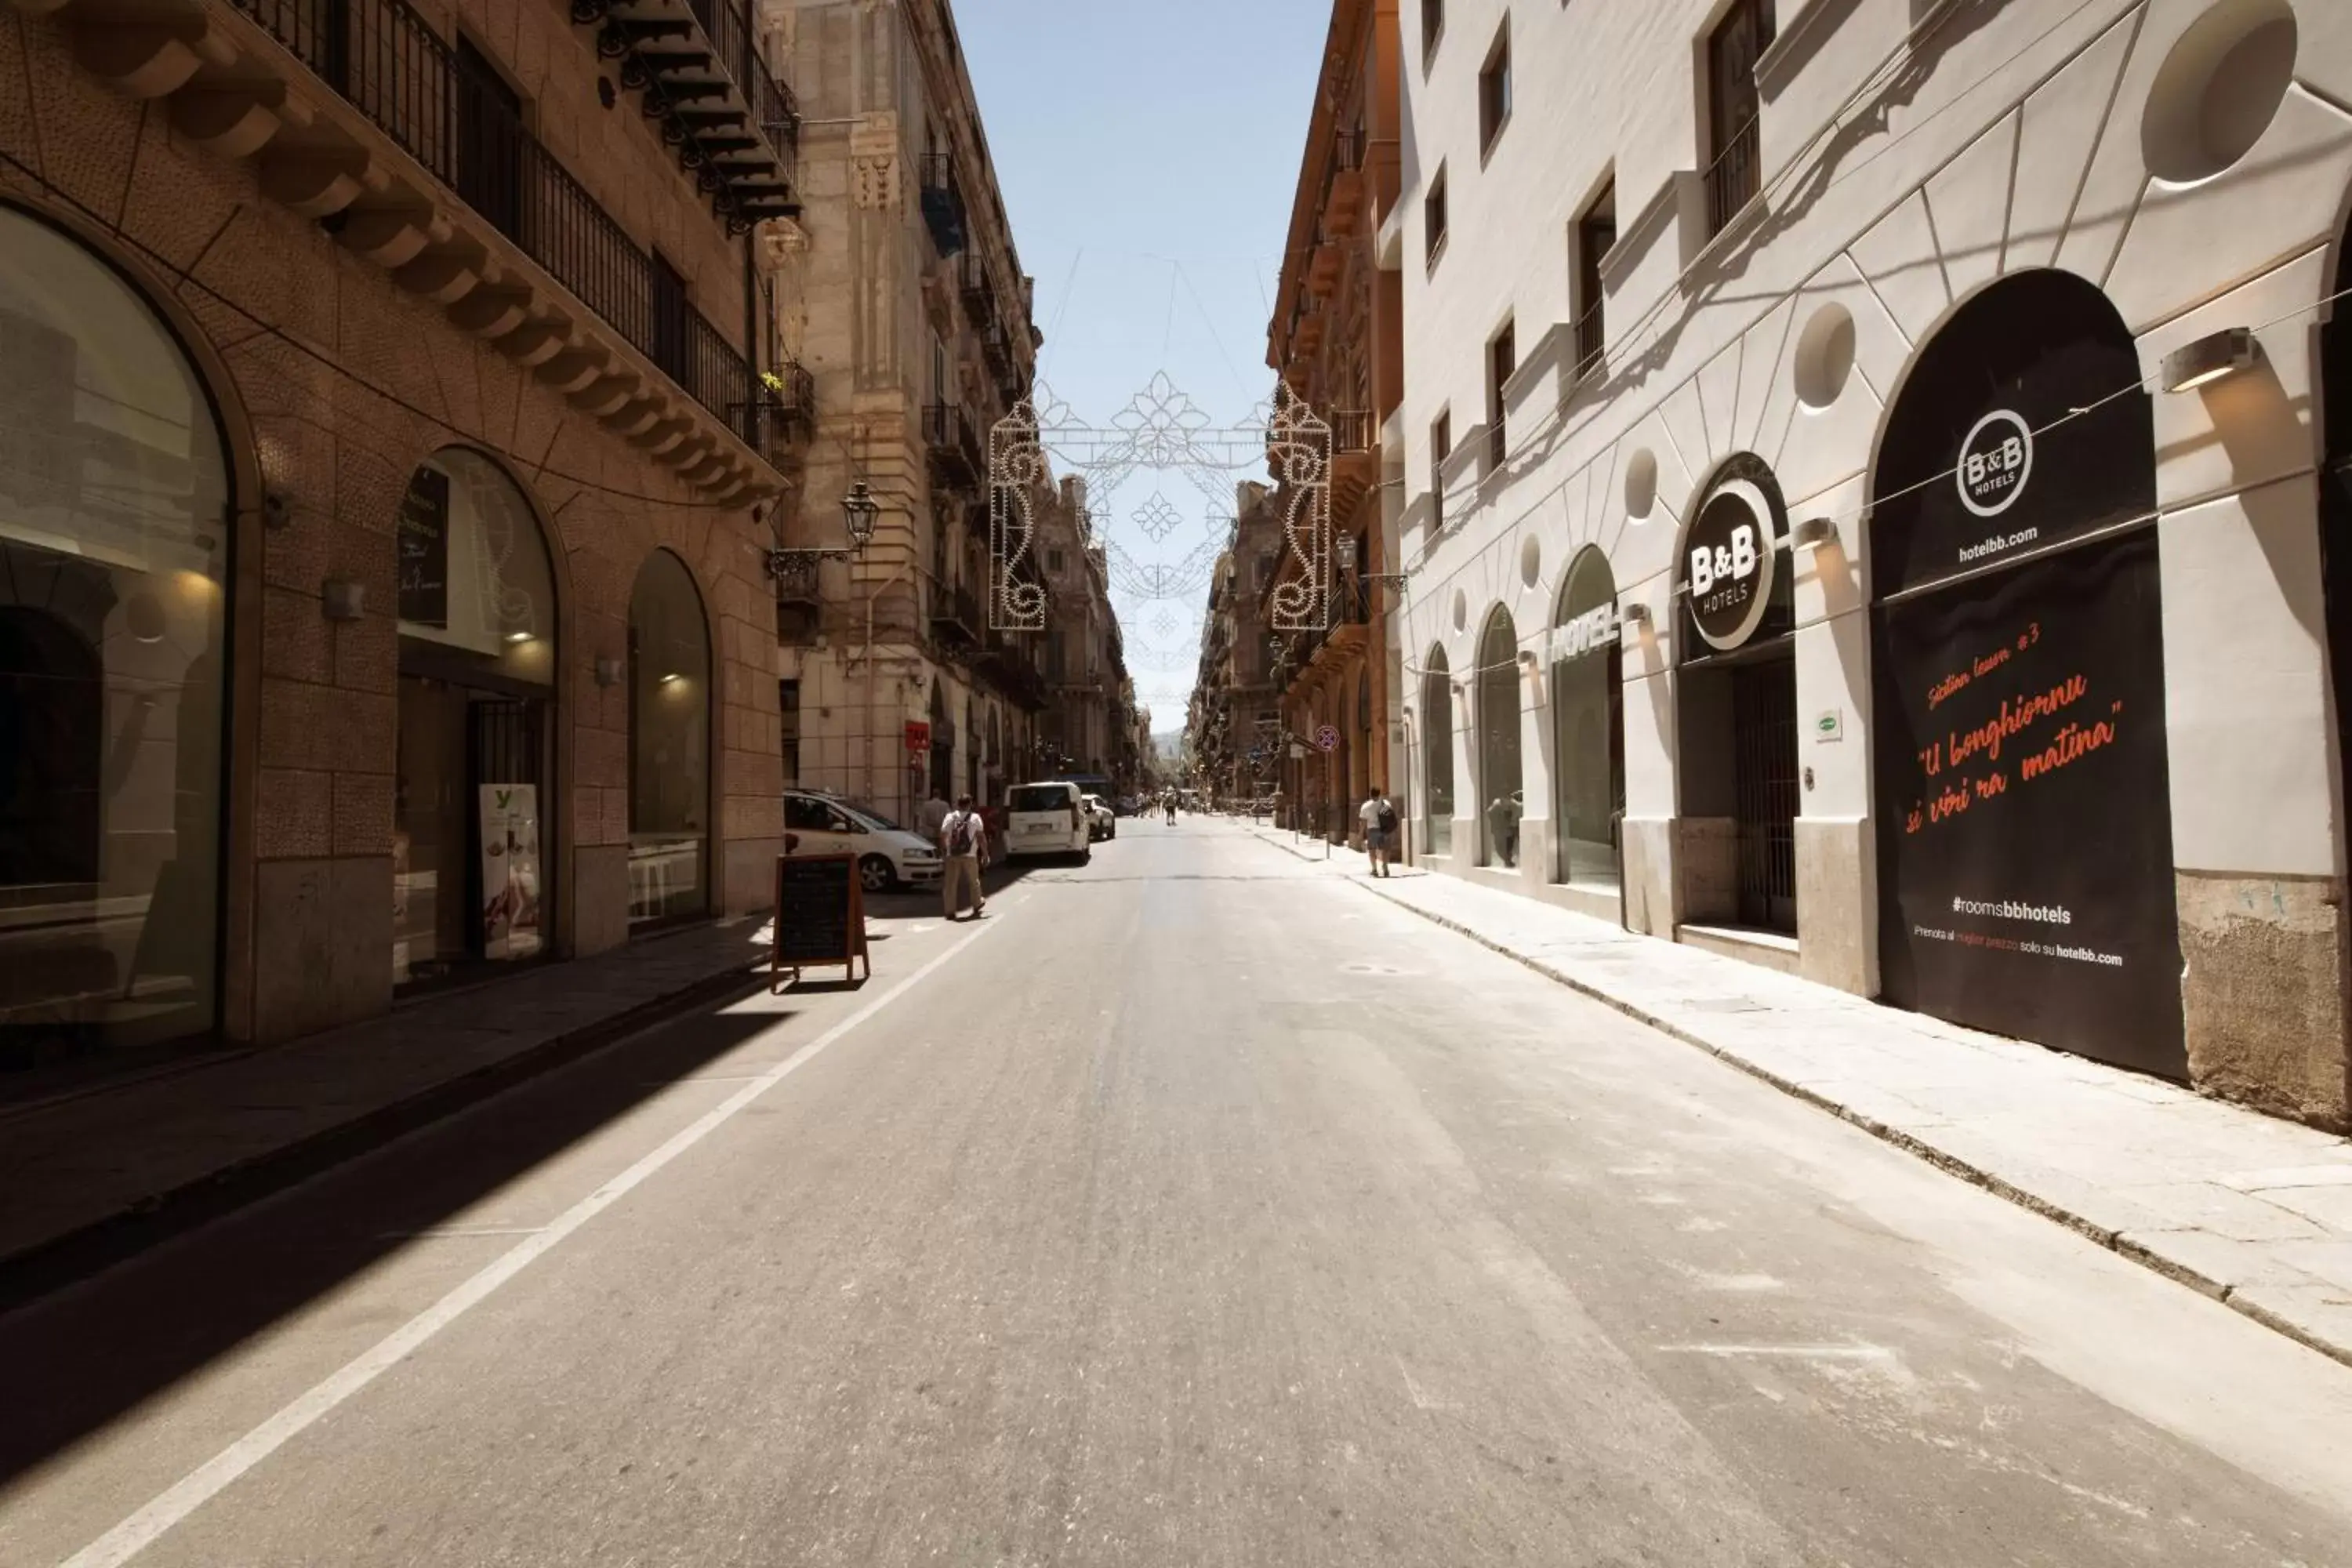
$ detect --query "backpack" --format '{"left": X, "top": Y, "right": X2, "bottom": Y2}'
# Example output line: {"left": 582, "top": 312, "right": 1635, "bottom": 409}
{"left": 946, "top": 811, "right": 976, "bottom": 856}
{"left": 1376, "top": 803, "right": 1398, "bottom": 835}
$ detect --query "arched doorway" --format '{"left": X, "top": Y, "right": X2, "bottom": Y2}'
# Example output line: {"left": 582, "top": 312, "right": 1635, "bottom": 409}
{"left": 1475, "top": 606, "right": 1523, "bottom": 867}
{"left": 1870, "top": 267, "right": 2181, "bottom": 1076}
{"left": 1676, "top": 454, "right": 1798, "bottom": 932}
{"left": 1552, "top": 546, "right": 1624, "bottom": 891}
{"left": 628, "top": 550, "right": 711, "bottom": 927}
{"left": 1422, "top": 646, "right": 1454, "bottom": 855}
{"left": 0, "top": 203, "right": 232, "bottom": 1070}
{"left": 393, "top": 447, "right": 557, "bottom": 988}
{"left": 927, "top": 679, "right": 951, "bottom": 801}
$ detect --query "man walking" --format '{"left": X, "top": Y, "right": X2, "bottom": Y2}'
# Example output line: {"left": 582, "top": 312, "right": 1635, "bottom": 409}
{"left": 1360, "top": 787, "right": 1399, "bottom": 877}
{"left": 1487, "top": 791, "right": 1523, "bottom": 869}
{"left": 938, "top": 793, "right": 987, "bottom": 920}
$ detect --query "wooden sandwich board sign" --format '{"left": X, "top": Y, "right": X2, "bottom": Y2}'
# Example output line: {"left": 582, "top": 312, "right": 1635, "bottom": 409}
{"left": 771, "top": 853, "right": 870, "bottom": 986}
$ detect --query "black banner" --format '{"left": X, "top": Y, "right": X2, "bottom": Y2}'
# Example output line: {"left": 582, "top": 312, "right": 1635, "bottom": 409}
{"left": 1872, "top": 531, "right": 2185, "bottom": 1077}
{"left": 1871, "top": 270, "right": 2154, "bottom": 599}
{"left": 398, "top": 466, "right": 450, "bottom": 627}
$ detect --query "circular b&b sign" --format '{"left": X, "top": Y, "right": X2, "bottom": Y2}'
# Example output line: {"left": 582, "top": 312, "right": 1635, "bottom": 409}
{"left": 1313, "top": 724, "right": 1340, "bottom": 753}
{"left": 1682, "top": 478, "right": 1777, "bottom": 652}
{"left": 1956, "top": 408, "right": 2032, "bottom": 517}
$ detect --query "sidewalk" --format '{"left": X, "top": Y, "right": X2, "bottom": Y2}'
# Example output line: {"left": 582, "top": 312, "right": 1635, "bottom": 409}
{"left": 0, "top": 916, "right": 778, "bottom": 1291}
{"left": 1242, "top": 821, "right": 2352, "bottom": 1370}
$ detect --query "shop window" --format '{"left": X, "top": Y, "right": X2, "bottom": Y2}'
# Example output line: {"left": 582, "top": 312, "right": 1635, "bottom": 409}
{"left": 628, "top": 550, "right": 711, "bottom": 927}
{"left": 393, "top": 447, "right": 557, "bottom": 989}
{"left": 1422, "top": 652, "right": 1454, "bottom": 856}
{"left": 0, "top": 205, "right": 230, "bottom": 1080}
{"left": 1552, "top": 546, "right": 1624, "bottom": 891}
{"left": 1476, "top": 606, "right": 1523, "bottom": 867}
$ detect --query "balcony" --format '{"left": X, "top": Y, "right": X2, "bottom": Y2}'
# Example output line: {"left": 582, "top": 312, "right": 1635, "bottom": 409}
{"left": 981, "top": 318, "right": 1014, "bottom": 381}
{"left": 1324, "top": 128, "right": 1367, "bottom": 238}
{"left": 65, "top": 0, "right": 782, "bottom": 496}
{"left": 923, "top": 402, "right": 984, "bottom": 489}
{"left": 1704, "top": 112, "right": 1762, "bottom": 237}
{"left": 773, "top": 554, "right": 821, "bottom": 644}
{"left": 958, "top": 249, "right": 996, "bottom": 325}
{"left": 1306, "top": 239, "right": 1341, "bottom": 299}
{"left": 920, "top": 152, "right": 967, "bottom": 256}
{"left": 930, "top": 580, "right": 982, "bottom": 648}
{"left": 736, "top": 360, "right": 814, "bottom": 468}
{"left": 572, "top": 0, "right": 800, "bottom": 229}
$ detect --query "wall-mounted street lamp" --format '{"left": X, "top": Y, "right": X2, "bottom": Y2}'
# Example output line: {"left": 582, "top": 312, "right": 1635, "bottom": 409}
{"left": 764, "top": 481, "right": 881, "bottom": 578}
{"left": 1789, "top": 516, "right": 1837, "bottom": 552}
{"left": 1334, "top": 532, "right": 1410, "bottom": 590}
{"left": 2162, "top": 328, "right": 2258, "bottom": 394}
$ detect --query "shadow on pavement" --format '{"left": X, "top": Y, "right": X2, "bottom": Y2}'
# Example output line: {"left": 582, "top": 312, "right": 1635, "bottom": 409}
{"left": 0, "top": 978, "right": 784, "bottom": 1487}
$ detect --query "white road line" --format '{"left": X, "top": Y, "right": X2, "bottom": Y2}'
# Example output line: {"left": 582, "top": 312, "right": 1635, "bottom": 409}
{"left": 60, "top": 918, "right": 1000, "bottom": 1568}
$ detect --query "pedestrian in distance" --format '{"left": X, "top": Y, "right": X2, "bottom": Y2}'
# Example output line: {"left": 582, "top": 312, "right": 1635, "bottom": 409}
{"left": 918, "top": 786, "right": 952, "bottom": 848}
{"left": 938, "top": 793, "right": 987, "bottom": 921}
{"left": 1360, "top": 787, "right": 1399, "bottom": 877}
{"left": 1488, "top": 792, "right": 1522, "bottom": 869}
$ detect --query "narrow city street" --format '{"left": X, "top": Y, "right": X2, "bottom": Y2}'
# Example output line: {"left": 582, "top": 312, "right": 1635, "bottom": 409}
{"left": 5, "top": 822, "right": 2350, "bottom": 1568}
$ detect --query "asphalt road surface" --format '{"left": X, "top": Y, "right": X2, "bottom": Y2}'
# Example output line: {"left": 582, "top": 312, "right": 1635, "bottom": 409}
{"left": 5, "top": 821, "right": 2352, "bottom": 1567}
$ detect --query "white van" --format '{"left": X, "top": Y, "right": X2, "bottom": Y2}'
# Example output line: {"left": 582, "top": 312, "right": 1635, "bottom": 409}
{"left": 1005, "top": 781, "right": 1091, "bottom": 863}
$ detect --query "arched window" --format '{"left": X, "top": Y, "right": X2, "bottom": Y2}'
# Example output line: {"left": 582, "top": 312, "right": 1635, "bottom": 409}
{"left": 1422, "top": 646, "right": 1454, "bottom": 855}
{"left": 628, "top": 550, "right": 711, "bottom": 927}
{"left": 393, "top": 447, "right": 557, "bottom": 985}
{"left": 1476, "top": 606, "right": 1523, "bottom": 867}
{"left": 1552, "top": 546, "right": 1623, "bottom": 889}
{"left": 0, "top": 203, "right": 230, "bottom": 1058}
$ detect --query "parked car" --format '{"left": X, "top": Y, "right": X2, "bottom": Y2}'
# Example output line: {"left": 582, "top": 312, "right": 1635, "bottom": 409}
{"left": 1081, "top": 794, "right": 1116, "bottom": 841}
{"left": 782, "top": 789, "right": 942, "bottom": 893}
{"left": 1004, "top": 781, "right": 1091, "bottom": 863}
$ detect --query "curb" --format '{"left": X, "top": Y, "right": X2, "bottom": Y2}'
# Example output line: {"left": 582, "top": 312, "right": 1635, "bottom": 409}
{"left": 0, "top": 960, "right": 768, "bottom": 1316}
{"left": 1243, "top": 827, "right": 2352, "bottom": 1373}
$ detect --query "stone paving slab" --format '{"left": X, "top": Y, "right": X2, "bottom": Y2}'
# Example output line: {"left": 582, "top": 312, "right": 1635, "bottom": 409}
{"left": 1242, "top": 822, "right": 2352, "bottom": 1369}
{"left": 0, "top": 917, "right": 780, "bottom": 1284}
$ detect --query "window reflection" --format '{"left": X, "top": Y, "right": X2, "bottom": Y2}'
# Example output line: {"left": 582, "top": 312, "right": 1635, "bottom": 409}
{"left": 628, "top": 549, "right": 710, "bottom": 927}
{"left": 0, "top": 206, "right": 229, "bottom": 1082}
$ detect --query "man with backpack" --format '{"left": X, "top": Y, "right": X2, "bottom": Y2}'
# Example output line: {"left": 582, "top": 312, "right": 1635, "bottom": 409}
{"left": 938, "top": 793, "right": 988, "bottom": 920}
{"left": 1360, "top": 787, "right": 1399, "bottom": 877}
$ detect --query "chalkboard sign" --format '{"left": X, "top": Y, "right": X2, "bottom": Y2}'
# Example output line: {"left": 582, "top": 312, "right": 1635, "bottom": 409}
{"left": 771, "top": 853, "right": 869, "bottom": 985}
{"left": 398, "top": 466, "right": 450, "bottom": 626}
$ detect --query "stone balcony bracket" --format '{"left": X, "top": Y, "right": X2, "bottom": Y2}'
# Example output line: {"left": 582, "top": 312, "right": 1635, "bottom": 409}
{"left": 18, "top": 0, "right": 786, "bottom": 503}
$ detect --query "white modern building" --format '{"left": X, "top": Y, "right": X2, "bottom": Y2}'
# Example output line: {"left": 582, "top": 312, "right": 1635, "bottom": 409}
{"left": 1392, "top": 0, "right": 2352, "bottom": 1127}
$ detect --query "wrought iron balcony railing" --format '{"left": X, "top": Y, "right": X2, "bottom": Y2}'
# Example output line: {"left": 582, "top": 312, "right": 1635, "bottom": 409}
{"left": 578, "top": 0, "right": 800, "bottom": 228}
{"left": 1704, "top": 113, "right": 1762, "bottom": 237}
{"left": 1328, "top": 408, "right": 1377, "bottom": 453}
{"left": 958, "top": 249, "right": 996, "bottom": 322}
{"left": 922, "top": 402, "right": 983, "bottom": 488}
{"left": 1573, "top": 298, "right": 1606, "bottom": 383}
{"left": 230, "top": 0, "right": 761, "bottom": 440}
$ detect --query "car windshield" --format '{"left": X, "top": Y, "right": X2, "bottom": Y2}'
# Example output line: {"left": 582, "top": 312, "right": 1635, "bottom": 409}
{"left": 1009, "top": 786, "right": 1072, "bottom": 813}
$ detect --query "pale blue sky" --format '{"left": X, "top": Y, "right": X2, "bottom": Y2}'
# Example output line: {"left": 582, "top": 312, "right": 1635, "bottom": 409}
{"left": 959, "top": 0, "right": 1330, "bottom": 724}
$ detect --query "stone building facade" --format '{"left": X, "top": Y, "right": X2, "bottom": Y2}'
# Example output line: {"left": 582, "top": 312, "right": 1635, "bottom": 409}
{"left": 1187, "top": 482, "right": 1289, "bottom": 808}
{"left": 763, "top": 0, "right": 1050, "bottom": 821}
{"left": 2, "top": 0, "right": 793, "bottom": 1080}
{"left": 1395, "top": 0, "right": 2352, "bottom": 1127}
{"left": 1265, "top": 0, "right": 1406, "bottom": 847}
